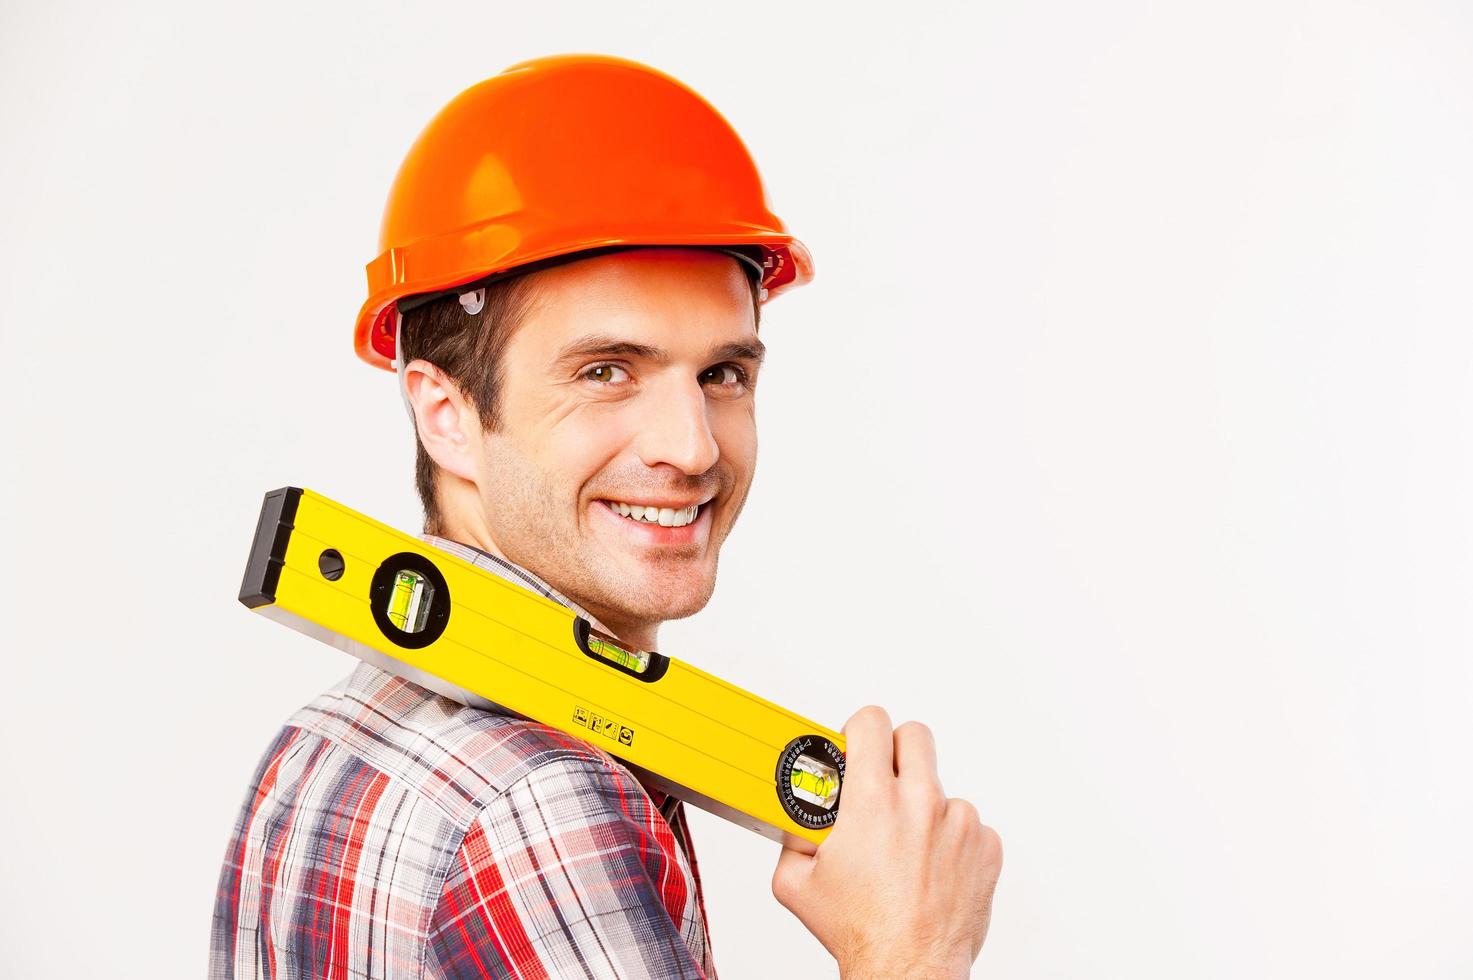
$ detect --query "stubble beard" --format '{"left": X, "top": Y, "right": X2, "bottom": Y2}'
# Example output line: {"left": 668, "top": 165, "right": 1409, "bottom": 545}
{"left": 481, "top": 459, "right": 723, "bottom": 638}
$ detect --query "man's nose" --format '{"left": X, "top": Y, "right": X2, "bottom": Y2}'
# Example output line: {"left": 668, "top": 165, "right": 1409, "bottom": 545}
{"left": 632, "top": 377, "right": 720, "bottom": 476}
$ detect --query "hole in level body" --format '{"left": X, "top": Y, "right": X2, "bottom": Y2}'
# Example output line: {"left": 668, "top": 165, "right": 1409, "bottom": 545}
{"left": 318, "top": 549, "right": 345, "bottom": 581}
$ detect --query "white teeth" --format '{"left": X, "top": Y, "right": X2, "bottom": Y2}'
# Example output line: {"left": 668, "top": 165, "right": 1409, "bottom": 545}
{"left": 604, "top": 500, "right": 700, "bottom": 527}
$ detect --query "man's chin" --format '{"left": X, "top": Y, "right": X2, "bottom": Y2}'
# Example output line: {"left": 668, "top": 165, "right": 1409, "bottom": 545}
{"left": 623, "top": 583, "right": 715, "bottom": 625}
{"left": 594, "top": 567, "right": 717, "bottom": 632}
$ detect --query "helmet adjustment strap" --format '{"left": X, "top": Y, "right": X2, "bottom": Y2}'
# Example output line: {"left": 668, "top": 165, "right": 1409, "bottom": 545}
{"left": 392, "top": 311, "right": 417, "bottom": 429}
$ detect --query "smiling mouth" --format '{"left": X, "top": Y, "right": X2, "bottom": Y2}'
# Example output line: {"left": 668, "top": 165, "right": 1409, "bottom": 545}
{"left": 599, "top": 499, "right": 706, "bottom": 528}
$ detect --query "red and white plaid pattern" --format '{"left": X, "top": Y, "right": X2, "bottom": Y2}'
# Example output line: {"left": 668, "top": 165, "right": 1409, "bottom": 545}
{"left": 211, "top": 539, "right": 715, "bottom": 978}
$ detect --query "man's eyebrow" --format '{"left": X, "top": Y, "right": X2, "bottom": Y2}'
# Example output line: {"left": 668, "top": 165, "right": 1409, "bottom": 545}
{"left": 554, "top": 336, "right": 669, "bottom": 365}
{"left": 553, "top": 335, "right": 767, "bottom": 366}
{"left": 711, "top": 339, "right": 767, "bottom": 366}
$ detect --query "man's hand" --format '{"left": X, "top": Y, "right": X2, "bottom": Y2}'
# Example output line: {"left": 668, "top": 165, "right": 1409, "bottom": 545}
{"left": 771, "top": 706, "right": 1003, "bottom": 979}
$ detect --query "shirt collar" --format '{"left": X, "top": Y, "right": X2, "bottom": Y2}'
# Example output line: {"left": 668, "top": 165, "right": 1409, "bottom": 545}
{"left": 420, "top": 533, "right": 615, "bottom": 635}
{"left": 413, "top": 536, "right": 678, "bottom": 808}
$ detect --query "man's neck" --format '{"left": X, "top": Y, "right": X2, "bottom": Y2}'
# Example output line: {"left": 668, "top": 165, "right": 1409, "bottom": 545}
{"left": 429, "top": 524, "right": 662, "bottom": 652}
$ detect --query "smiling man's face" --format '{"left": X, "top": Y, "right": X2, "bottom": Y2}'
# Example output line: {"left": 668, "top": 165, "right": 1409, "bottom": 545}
{"left": 449, "top": 247, "right": 763, "bottom": 647}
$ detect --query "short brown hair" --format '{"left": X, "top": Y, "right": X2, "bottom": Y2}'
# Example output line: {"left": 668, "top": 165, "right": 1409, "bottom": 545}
{"left": 398, "top": 247, "right": 765, "bottom": 534}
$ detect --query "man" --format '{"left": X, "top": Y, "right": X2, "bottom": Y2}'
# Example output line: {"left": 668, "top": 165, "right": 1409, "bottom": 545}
{"left": 212, "top": 55, "right": 1002, "bottom": 978}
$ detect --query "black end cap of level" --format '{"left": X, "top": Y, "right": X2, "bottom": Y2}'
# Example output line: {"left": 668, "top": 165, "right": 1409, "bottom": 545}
{"left": 238, "top": 487, "right": 303, "bottom": 608}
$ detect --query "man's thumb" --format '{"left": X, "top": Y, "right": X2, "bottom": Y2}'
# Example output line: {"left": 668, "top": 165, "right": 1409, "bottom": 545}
{"left": 770, "top": 845, "right": 813, "bottom": 909}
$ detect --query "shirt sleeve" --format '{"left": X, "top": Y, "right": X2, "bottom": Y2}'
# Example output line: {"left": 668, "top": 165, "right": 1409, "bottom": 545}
{"left": 424, "top": 751, "right": 710, "bottom": 980}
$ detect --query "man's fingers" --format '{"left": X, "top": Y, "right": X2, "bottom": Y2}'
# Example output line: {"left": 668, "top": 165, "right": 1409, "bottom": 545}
{"left": 841, "top": 705, "right": 895, "bottom": 788}
{"left": 892, "top": 720, "right": 941, "bottom": 791}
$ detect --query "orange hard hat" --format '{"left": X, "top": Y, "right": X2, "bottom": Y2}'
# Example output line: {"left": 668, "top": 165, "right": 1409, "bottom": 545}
{"left": 355, "top": 53, "right": 815, "bottom": 370}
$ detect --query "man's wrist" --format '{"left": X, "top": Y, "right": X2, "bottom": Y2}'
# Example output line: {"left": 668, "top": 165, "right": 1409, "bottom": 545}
{"left": 839, "top": 949, "right": 971, "bottom": 980}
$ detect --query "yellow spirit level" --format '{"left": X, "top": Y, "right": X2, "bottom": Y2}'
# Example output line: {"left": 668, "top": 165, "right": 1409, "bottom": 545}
{"left": 238, "top": 487, "right": 846, "bottom": 851}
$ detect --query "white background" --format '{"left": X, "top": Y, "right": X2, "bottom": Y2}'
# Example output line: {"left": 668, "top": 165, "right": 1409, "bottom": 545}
{"left": 3, "top": 1, "right": 1471, "bottom": 976}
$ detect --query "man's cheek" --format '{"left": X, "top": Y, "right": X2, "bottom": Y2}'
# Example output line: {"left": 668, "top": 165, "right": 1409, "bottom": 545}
{"left": 560, "top": 418, "right": 636, "bottom": 480}
{"left": 712, "top": 416, "right": 757, "bottom": 469}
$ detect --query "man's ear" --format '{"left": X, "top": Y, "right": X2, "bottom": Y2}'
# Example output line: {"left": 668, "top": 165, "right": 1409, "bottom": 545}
{"left": 402, "top": 359, "right": 479, "bottom": 483}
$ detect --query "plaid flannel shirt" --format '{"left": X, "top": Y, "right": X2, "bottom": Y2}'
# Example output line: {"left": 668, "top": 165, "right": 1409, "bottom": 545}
{"left": 211, "top": 537, "right": 716, "bottom": 979}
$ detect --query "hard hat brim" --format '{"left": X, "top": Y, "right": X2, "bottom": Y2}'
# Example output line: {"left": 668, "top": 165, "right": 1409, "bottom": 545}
{"left": 355, "top": 231, "right": 813, "bottom": 371}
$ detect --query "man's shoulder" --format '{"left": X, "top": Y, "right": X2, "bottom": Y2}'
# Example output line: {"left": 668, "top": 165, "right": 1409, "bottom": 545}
{"left": 214, "top": 664, "right": 704, "bottom": 978}
{"left": 213, "top": 666, "right": 666, "bottom": 976}
{"left": 286, "top": 662, "right": 633, "bottom": 827}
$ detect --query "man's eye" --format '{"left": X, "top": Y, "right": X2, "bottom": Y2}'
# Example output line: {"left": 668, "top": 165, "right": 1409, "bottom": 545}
{"left": 700, "top": 364, "right": 748, "bottom": 387}
{"left": 583, "top": 364, "right": 629, "bottom": 384}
